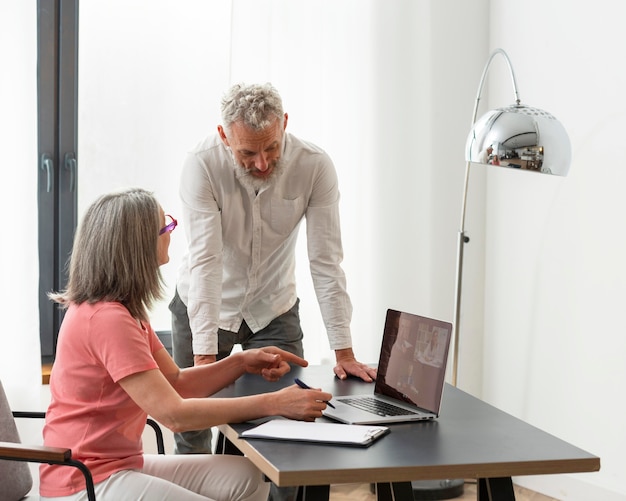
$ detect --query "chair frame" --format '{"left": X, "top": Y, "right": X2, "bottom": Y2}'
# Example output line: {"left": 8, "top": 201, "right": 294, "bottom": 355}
{"left": 0, "top": 411, "right": 164, "bottom": 501}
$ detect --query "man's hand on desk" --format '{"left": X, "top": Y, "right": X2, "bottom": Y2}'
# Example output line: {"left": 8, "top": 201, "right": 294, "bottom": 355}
{"left": 334, "top": 347, "right": 377, "bottom": 382}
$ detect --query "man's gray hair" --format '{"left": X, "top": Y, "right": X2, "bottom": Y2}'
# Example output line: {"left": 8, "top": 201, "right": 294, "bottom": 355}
{"left": 221, "top": 83, "right": 284, "bottom": 131}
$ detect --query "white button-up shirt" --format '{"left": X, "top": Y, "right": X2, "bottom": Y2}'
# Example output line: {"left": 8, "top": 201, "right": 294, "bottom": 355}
{"left": 176, "top": 132, "right": 353, "bottom": 356}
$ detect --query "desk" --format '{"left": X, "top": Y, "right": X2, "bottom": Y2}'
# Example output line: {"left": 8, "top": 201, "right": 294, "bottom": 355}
{"left": 215, "top": 365, "right": 599, "bottom": 500}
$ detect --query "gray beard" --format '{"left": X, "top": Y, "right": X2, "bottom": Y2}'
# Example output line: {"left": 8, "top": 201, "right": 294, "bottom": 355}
{"left": 233, "top": 157, "right": 284, "bottom": 192}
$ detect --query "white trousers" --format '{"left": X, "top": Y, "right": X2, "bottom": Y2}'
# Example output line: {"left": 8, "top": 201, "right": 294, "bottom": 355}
{"left": 40, "top": 454, "right": 270, "bottom": 501}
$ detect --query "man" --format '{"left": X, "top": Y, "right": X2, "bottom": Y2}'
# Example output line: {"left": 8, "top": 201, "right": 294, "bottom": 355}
{"left": 477, "top": 145, "right": 493, "bottom": 164}
{"left": 170, "top": 83, "right": 375, "bottom": 459}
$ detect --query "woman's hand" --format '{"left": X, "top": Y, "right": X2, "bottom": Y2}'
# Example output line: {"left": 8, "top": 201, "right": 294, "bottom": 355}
{"left": 272, "top": 384, "right": 333, "bottom": 421}
{"left": 240, "top": 347, "right": 308, "bottom": 381}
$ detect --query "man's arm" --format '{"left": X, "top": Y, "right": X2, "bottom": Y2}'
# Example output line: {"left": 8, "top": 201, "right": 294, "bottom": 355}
{"left": 305, "top": 153, "right": 376, "bottom": 382}
{"left": 179, "top": 149, "right": 224, "bottom": 360}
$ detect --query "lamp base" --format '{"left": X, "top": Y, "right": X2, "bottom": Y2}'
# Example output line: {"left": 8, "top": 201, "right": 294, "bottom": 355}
{"left": 412, "top": 479, "right": 464, "bottom": 500}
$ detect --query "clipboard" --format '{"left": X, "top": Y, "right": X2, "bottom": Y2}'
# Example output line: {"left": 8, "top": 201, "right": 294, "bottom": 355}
{"left": 240, "top": 419, "right": 389, "bottom": 447}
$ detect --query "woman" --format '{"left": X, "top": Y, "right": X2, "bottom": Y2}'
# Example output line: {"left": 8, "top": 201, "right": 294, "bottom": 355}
{"left": 40, "top": 188, "right": 331, "bottom": 500}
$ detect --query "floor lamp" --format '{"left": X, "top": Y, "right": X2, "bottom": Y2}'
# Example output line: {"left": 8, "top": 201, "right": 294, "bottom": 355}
{"left": 451, "top": 48, "right": 571, "bottom": 389}
{"left": 413, "top": 48, "right": 572, "bottom": 501}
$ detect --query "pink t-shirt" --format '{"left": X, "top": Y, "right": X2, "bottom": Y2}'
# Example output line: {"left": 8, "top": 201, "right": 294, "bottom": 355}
{"left": 40, "top": 301, "right": 164, "bottom": 497}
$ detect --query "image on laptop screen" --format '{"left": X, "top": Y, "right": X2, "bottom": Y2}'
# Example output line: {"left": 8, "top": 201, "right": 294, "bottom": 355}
{"left": 375, "top": 310, "right": 451, "bottom": 415}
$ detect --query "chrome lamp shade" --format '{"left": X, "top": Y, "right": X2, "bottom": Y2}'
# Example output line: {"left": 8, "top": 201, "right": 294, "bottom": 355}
{"left": 466, "top": 103, "right": 571, "bottom": 176}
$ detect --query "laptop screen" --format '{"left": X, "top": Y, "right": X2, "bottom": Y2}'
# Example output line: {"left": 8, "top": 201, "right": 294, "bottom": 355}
{"left": 374, "top": 309, "right": 452, "bottom": 414}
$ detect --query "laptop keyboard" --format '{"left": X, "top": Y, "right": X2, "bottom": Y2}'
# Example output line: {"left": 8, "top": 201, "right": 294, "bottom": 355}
{"left": 337, "top": 396, "right": 419, "bottom": 417}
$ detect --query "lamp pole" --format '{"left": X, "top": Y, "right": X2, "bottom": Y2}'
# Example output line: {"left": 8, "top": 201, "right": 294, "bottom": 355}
{"left": 437, "top": 48, "right": 569, "bottom": 501}
{"left": 452, "top": 49, "right": 520, "bottom": 387}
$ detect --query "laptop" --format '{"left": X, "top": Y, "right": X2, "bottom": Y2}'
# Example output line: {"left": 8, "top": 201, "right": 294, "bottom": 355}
{"left": 323, "top": 309, "right": 452, "bottom": 425}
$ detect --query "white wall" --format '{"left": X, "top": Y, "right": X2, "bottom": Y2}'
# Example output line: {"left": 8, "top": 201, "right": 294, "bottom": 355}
{"left": 475, "top": 1, "right": 626, "bottom": 499}
{"left": 2, "top": 0, "right": 624, "bottom": 499}
{"left": 225, "top": 0, "right": 484, "bottom": 366}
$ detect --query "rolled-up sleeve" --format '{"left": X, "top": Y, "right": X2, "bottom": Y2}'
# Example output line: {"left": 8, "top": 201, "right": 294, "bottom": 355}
{"left": 179, "top": 152, "right": 223, "bottom": 355}
{"left": 305, "top": 154, "right": 353, "bottom": 350}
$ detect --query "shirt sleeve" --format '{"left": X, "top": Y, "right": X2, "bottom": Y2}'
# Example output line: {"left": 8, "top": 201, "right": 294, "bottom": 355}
{"left": 88, "top": 304, "right": 160, "bottom": 383}
{"left": 179, "top": 151, "right": 223, "bottom": 355}
{"left": 305, "top": 152, "right": 353, "bottom": 350}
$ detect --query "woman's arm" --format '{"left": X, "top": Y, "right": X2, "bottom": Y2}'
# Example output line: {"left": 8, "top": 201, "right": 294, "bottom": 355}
{"left": 155, "top": 346, "right": 308, "bottom": 398}
{"left": 154, "top": 348, "right": 246, "bottom": 398}
{"left": 118, "top": 361, "right": 331, "bottom": 432}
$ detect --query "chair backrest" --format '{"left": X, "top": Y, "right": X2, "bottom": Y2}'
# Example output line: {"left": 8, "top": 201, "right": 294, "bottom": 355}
{"left": 0, "top": 380, "right": 33, "bottom": 500}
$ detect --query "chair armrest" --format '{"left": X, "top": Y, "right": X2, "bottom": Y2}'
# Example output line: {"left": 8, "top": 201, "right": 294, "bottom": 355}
{"left": 7, "top": 409, "right": 163, "bottom": 501}
{"left": 0, "top": 442, "right": 96, "bottom": 501}
{"left": 12, "top": 412, "right": 164, "bottom": 455}
{"left": 12, "top": 411, "right": 46, "bottom": 419}
{"left": 0, "top": 441, "right": 71, "bottom": 463}
{"left": 146, "top": 418, "right": 165, "bottom": 454}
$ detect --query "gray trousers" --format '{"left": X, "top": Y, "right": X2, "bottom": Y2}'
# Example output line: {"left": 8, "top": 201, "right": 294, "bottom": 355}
{"left": 169, "top": 290, "right": 304, "bottom": 501}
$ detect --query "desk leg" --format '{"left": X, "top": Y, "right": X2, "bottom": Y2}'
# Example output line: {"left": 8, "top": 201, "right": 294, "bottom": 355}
{"left": 478, "top": 477, "right": 515, "bottom": 501}
{"left": 295, "top": 485, "right": 330, "bottom": 500}
{"left": 375, "top": 481, "right": 414, "bottom": 500}
{"left": 215, "top": 431, "right": 243, "bottom": 456}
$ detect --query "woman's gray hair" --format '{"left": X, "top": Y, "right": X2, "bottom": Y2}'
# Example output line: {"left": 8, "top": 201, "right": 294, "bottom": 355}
{"left": 49, "top": 187, "right": 165, "bottom": 321}
{"left": 221, "top": 83, "right": 284, "bottom": 131}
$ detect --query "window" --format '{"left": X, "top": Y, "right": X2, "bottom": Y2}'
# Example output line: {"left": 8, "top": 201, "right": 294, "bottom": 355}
{"left": 37, "top": 0, "right": 79, "bottom": 363}
{"left": 37, "top": 1, "right": 229, "bottom": 362}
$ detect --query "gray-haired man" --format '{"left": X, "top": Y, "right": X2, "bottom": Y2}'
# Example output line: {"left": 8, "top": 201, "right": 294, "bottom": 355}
{"left": 170, "top": 82, "right": 375, "bottom": 500}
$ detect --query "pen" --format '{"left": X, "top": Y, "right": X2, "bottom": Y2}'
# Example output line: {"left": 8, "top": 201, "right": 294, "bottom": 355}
{"left": 294, "top": 378, "right": 336, "bottom": 408}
